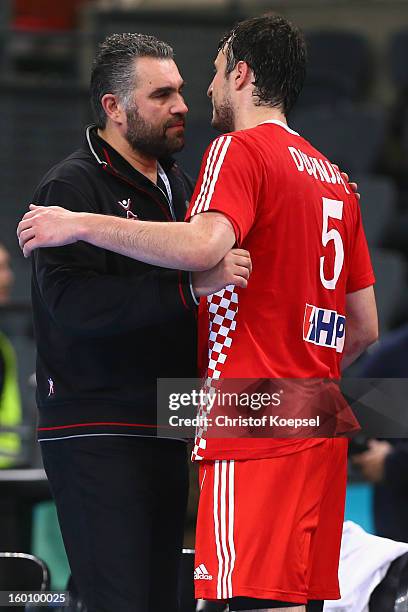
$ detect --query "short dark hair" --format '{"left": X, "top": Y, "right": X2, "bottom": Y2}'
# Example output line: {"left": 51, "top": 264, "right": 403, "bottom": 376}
{"left": 218, "top": 15, "right": 306, "bottom": 115}
{"left": 90, "top": 33, "right": 174, "bottom": 129}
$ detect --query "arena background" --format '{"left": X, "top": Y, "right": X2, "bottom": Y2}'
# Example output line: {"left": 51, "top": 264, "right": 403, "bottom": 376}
{"left": 0, "top": 0, "right": 407, "bottom": 592}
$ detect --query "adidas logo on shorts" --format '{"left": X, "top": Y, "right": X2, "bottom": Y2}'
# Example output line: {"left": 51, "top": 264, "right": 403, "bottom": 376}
{"left": 194, "top": 564, "right": 213, "bottom": 580}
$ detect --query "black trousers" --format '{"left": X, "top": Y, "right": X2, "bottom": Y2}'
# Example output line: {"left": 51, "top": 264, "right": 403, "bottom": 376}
{"left": 41, "top": 436, "right": 189, "bottom": 612}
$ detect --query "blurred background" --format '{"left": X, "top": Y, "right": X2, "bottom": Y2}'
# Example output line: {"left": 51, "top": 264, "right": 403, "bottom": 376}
{"left": 1, "top": 0, "right": 408, "bottom": 595}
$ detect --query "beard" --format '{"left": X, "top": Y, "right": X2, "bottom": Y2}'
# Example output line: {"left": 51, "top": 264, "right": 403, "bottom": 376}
{"left": 211, "top": 96, "right": 235, "bottom": 133}
{"left": 125, "top": 104, "right": 185, "bottom": 158}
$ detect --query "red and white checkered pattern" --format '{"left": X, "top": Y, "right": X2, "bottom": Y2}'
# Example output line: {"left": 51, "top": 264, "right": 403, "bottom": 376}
{"left": 192, "top": 285, "right": 239, "bottom": 460}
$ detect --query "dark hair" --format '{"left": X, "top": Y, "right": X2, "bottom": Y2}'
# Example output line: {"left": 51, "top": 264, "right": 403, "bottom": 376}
{"left": 90, "top": 33, "right": 174, "bottom": 129}
{"left": 218, "top": 14, "right": 306, "bottom": 115}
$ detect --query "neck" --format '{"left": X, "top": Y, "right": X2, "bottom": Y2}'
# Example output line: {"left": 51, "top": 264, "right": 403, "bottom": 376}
{"left": 233, "top": 106, "right": 287, "bottom": 132}
{"left": 97, "top": 125, "right": 158, "bottom": 183}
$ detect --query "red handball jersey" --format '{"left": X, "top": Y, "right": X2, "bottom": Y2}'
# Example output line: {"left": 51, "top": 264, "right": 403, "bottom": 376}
{"left": 185, "top": 120, "right": 375, "bottom": 461}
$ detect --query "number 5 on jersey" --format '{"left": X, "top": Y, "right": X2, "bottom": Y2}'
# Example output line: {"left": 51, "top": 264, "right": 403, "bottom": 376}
{"left": 320, "top": 197, "right": 344, "bottom": 290}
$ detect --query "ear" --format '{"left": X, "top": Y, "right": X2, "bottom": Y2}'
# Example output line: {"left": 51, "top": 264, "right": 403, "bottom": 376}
{"left": 233, "top": 61, "right": 253, "bottom": 91}
{"left": 101, "top": 93, "right": 125, "bottom": 125}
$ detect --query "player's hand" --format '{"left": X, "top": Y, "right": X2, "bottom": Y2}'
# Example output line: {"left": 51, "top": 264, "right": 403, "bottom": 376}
{"left": 344, "top": 172, "right": 360, "bottom": 201}
{"left": 192, "top": 248, "right": 252, "bottom": 297}
{"left": 17, "top": 204, "right": 80, "bottom": 257}
{"left": 352, "top": 439, "right": 392, "bottom": 483}
{"left": 333, "top": 164, "right": 360, "bottom": 200}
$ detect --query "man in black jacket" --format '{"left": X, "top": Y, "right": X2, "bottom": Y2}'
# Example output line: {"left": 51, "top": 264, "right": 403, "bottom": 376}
{"left": 20, "top": 34, "right": 251, "bottom": 612}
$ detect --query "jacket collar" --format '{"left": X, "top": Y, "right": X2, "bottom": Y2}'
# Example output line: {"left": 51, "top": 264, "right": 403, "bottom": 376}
{"left": 84, "top": 125, "right": 191, "bottom": 221}
{"left": 85, "top": 124, "right": 176, "bottom": 184}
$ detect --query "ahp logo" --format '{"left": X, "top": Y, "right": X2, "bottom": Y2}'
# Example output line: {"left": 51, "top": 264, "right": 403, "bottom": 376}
{"left": 303, "top": 304, "right": 345, "bottom": 353}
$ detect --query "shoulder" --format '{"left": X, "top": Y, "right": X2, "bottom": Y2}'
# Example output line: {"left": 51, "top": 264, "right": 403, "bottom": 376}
{"left": 38, "top": 149, "right": 98, "bottom": 187}
{"left": 204, "top": 130, "right": 264, "bottom": 169}
{"left": 33, "top": 148, "right": 104, "bottom": 212}
{"left": 35, "top": 148, "right": 104, "bottom": 199}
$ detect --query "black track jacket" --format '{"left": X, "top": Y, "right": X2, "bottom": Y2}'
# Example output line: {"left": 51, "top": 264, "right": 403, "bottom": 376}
{"left": 32, "top": 125, "right": 197, "bottom": 441}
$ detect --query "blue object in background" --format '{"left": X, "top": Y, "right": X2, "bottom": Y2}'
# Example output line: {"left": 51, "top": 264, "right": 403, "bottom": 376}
{"left": 345, "top": 482, "right": 374, "bottom": 534}
{"left": 32, "top": 501, "right": 70, "bottom": 589}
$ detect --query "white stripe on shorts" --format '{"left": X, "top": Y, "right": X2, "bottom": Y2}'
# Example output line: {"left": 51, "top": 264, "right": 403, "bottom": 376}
{"left": 213, "top": 459, "right": 236, "bottom": 599}
{"left": 213, "top": 460, "right": 224, "bottom": 599}
{"left": 227, "top": 460, "right": 236, "bottom": 597}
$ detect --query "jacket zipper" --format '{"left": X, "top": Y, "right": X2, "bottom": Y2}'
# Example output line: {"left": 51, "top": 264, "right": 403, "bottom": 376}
{"left": 155, "top": 183, "right": 176, "bottom": 221}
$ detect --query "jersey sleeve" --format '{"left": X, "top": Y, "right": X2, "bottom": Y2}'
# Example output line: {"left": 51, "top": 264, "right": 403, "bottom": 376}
{"left": 346, "top": 199, "right": 376, "bottom": 293}
{"left": 185, "top": 134, "right": 261, "bottom": 244}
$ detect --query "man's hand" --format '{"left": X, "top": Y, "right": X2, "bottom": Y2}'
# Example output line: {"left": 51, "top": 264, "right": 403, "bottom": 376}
{"left": 344, "top": 173, "right": 360, "bottom": 200}
{"left": 192, "top": 249, "right": 252, "bottom": 297}
{"left": 352, "top": 439, "right": 393, "bottom": 483}
{"left": 17, "top": 204, "right": 81, "bottom": 257}
{"left": 333, "top": 165, "right": 360, "bottom": 200}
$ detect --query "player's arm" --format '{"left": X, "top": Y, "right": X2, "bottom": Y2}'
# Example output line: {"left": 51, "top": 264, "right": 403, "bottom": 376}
{"left": 27, "top": 180, "right": 203, "bottom": 338}
{"left": 18, "top": 134, "right": 260, "bottom": 272}
{"left": 17, "top": 206, "right": 236, "bottom": 272}
{"left": 341, "top": 285, "right": 378, "bottom": 370}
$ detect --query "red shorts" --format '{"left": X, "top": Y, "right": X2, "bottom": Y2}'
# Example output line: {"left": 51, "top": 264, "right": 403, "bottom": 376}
{"left": 194, "top": 438, "right": 347, "bottom": 604}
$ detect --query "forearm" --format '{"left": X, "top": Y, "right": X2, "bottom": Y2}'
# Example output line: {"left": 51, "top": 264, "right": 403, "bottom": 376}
{"left": 77, "top": 213, "right": 221, "bottom": 271}
{"left": 341, "top": 340, "right": 367, "bottom": 370}
{"left": 342, "top": 286, "right": 378, "bottom": 371}
{"left": 341, "top": 325, "right": 377, "bottom": 370}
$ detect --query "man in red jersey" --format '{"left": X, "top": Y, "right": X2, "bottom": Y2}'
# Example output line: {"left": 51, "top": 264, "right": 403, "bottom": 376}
{"left": 18, "top": 15, "right": 378, "bottom": 612}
